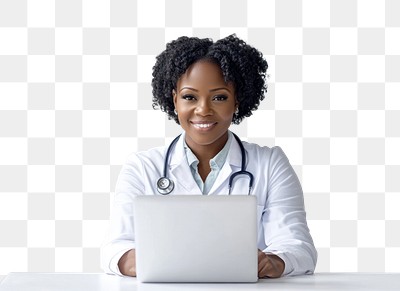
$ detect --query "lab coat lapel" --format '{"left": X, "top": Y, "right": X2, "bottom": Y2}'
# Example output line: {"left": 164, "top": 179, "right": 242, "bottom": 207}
{"left": 169, "top": 134, "right": 202, "bottom": 194}
{"left": 209, "top": 133, "right": 244, "bottom": 195}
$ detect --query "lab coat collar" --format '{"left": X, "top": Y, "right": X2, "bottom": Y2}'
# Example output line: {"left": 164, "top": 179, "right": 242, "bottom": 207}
{"left": 169, "top": 133, "right": 199, "bottom": 193}
{"left": 208, "top": 132, "right": 243, "bottom": 194}
{"left": 169, "top": 131, "right": 242, "bottom": 193}
{"left": 225, "top": 131, "right": 243, "bottom": 168}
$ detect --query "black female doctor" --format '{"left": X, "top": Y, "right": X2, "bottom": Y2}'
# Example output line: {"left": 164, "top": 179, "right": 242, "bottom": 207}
{"left": 101, "top": 35, "right": 317, "bottom": 278}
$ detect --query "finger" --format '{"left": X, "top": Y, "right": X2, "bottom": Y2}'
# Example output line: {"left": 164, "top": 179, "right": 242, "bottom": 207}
{"left": 258, "top": 250, "right": 266, "bottom": 273}
{"left": 258, "top": 256, "right": 263, "bottom": 273}
{"left": 258, "top": 259, "right": 270, "bottom": 278}
{"left": 258, "top": 253, "right": 270, "bottom": 277}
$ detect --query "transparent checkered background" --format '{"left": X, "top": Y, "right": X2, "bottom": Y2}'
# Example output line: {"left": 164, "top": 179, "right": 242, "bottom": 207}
{"left": 0, "top": 0, "right": 399, "bottom": 275}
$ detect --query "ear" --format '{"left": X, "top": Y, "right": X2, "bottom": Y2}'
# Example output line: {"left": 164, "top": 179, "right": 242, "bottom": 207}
{"left": 172, "top": 89, "right": 177, "bottom": 108}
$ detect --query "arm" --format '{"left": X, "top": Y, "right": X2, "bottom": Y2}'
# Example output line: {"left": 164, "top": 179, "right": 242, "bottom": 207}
{"left": 100, "top": 153, "right": 145, "bottom": 276}
{"left": 261, "top": 147, "right": 317, "bottom": 276}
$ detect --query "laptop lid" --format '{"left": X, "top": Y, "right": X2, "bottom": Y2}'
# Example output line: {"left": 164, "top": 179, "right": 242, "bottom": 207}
{"left": 133, "top": 195, "right": 258, "bottom": 283}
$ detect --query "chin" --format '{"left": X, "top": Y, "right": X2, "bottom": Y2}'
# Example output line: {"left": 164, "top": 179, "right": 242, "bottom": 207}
{"left": 186, "top": 131, "right": 228, "bottom": 147}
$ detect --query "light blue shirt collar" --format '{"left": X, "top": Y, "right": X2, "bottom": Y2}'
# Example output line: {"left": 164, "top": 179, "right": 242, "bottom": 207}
{"left": 184, "top": 131, "right": 233, "bottom": 194}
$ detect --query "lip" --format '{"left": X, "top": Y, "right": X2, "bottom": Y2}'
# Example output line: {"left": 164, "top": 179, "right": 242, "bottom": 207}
{"left": 190, "top": 121, "right": 217, "bottom": 131}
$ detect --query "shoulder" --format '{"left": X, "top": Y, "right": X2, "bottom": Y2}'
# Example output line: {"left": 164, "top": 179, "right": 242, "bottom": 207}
{"left": 115, "top": 146, "right": 167, "bottom": 194}
{"left": 243, "top": 141, "right": 288, "bottom": 163}
{"left": 242, "top": 141, "right": 295, "bottom": 179}
{"left": 124, "top": 146, "right": 166, "bottom": 168}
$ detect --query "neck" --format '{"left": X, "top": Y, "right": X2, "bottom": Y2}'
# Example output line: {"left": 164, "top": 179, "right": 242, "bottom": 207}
{"left": 185, "top": 131, "right": 229, "bottom": 164}
{"left": 187, "top": 132, "right": 229, "bottom": 182}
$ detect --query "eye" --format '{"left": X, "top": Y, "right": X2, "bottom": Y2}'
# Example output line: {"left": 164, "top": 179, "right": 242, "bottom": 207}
{"left": 213, "top": 95, "right": 228, "bottom": 101}
{"left": 182, "top": 94, "right": 196, "bottom": 101}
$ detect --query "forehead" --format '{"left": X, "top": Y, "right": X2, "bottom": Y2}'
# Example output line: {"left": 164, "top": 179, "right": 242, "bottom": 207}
{"left": 177, "top": 60, "right": 229, "bottom": 88}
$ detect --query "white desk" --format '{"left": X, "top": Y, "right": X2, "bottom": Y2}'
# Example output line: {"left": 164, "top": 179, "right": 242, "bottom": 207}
{"left": 1, "top": 273, "right": 400, "bottom": 291}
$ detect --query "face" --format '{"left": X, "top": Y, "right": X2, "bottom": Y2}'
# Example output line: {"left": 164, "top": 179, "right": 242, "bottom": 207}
{"left": 173, "top": 60, "right": 237, "bottom": 153}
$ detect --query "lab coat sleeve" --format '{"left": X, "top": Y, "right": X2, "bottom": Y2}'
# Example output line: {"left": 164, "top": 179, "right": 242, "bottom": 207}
{"left": 100, "top": 153, "right": 146, "bottom": 276}
{"left": 262, "top": 146, "right": 317, "bottom": 276}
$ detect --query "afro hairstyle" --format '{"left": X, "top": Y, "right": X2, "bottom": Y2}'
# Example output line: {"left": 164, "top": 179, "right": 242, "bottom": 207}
{"left": 151, "top": 34, "right": 268, "bottom": 124}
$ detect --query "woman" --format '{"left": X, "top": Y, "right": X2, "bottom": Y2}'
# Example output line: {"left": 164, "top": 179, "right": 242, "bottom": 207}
{"left": 101, "top": 35, "right": 317, "bottom": 278}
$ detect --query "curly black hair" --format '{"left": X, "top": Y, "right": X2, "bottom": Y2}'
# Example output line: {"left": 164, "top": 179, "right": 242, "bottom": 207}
{"left": 151, "top": 34, "right": 268, "bottom": 125}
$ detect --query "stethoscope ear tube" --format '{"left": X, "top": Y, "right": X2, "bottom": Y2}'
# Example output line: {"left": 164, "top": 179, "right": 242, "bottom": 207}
{"left": 228, "top": 133, "right": 254, "bottom": 195}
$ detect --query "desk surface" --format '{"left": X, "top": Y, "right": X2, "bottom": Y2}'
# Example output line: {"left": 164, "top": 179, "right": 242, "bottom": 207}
{"left": 1, "top": 272, "right": 400, "bottom": 291}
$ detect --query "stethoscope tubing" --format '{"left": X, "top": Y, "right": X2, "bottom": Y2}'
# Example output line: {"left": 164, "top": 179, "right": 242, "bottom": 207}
{"left": 157, "top": 132, "right": 253, "bottom": 195}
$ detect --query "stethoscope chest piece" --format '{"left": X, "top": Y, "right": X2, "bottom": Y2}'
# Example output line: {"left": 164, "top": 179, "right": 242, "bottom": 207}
{"left": 157, "top": 177, "right": 174, "bottom": 195}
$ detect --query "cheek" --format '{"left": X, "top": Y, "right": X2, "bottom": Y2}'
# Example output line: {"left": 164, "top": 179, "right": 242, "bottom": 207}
{"left": 176, "top": 103, "right": 189, "bottom": 116}
{"left": 175, "top": 107, "right": 189, "bottom": 124}
{"left": 221, "top": 107, "right": 236, "bottom": 119}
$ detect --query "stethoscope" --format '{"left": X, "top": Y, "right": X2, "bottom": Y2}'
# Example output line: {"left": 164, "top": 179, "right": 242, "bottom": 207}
{"left": 156, "top": 132, "right": 254, "bottom": 195}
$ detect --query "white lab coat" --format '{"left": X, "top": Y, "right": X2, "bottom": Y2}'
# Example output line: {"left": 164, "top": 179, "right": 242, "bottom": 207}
{"left": 101, "top": 132, "right": 317, "bottom": 276}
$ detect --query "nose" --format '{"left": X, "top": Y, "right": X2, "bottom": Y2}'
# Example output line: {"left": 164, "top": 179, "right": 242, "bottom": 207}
{"left": 195, "top": 99, "right": 213, "bottom": 116}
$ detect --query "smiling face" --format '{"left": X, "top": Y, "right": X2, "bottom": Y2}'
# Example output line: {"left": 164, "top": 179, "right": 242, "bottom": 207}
{"left": 173, "top": 60, "right": 237, "bottom": 155}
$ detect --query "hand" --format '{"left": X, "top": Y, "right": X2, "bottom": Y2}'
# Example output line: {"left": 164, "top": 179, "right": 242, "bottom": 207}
{"left": 258, "top": 250, "right": 285, "bottom": 278}
{"left": 118, "top": 249, "right": 137, "bottom": 277}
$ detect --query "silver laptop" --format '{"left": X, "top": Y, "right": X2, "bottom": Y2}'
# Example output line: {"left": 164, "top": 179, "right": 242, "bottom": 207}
{"left": 133, "top": 195, "right": 258, "bottom": 283}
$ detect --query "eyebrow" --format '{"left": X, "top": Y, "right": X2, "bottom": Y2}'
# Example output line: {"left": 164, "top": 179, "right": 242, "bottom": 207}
{"left": 179, "top": 86, "right": 231, "bottom": 93}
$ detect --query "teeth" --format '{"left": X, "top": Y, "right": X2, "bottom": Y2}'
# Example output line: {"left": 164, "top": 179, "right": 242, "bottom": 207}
{"left": 193, "top": 123, "right": 213, "bottom": 129}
